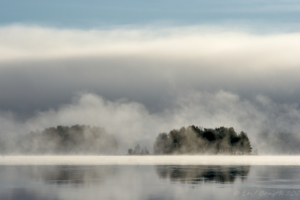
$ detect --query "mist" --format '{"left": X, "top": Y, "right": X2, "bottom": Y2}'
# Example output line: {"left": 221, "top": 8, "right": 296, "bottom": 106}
{"left": 0, "top": 25, "right": 300, "bottom": 154}
{"left": 0, "top": 91, "right": 300, "bottom": 154}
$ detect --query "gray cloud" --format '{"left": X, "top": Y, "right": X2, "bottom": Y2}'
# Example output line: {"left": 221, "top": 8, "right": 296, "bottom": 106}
{"left": 0, "top": 25, "right": 300, "bottom": 154}
{"left": 1, "top": 55, "right": 300, "bottom": 118}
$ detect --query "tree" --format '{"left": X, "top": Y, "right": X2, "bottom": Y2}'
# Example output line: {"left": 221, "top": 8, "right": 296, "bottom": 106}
{"left": 128, "top": 149, "right": 133, "bottom": 155}
{"left": 127, "top": 144, "right": 150, "bottom": 155}
{"left": 153, "top": 126, "right": 252, "bottom": 155}
{"left": 10, "top": 125, "right": 118, "bottom": 154}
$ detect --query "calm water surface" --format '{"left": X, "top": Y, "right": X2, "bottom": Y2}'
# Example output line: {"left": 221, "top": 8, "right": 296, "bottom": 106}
{"left": 0, "top": 165, "right": 300, "bottom": 200}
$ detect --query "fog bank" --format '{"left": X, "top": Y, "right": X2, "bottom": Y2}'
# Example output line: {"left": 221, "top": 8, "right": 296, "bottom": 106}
{"left": 1, "top": 156, "right": 300, "bottom": 165}
{"left": 1, "top": 92, "right": 300, "bottom": 154}
{"left": 1, "top": 25, "right": 300, "bottom": 154}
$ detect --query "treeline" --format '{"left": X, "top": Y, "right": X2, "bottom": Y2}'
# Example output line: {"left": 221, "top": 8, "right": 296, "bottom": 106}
{"left": 1, "top": 125, "right": 118, "bottom": 154}
{"left": 153, "top": 126, "right": 252, "bottom": 155}
{"left": 128, "top": 144, "right": 149, "bottom": 155}
{"left": 0, "top": 124, "right": 253, "bottom": 155}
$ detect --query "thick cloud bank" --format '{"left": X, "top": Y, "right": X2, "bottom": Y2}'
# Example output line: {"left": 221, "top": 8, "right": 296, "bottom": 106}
{"left": 1, "top": 25, "right": 300, "bottom": 116}
{"left": 0, "top": 25, "right": 300, "bottom": 154}
{"left": 1, "top": 25, "right": 300, "bottom": 67}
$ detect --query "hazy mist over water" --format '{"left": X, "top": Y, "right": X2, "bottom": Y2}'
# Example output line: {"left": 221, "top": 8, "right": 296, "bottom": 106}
{"left": 1, "top": 1, "right": 300, "bottom": 200}
{"left": 0, "top": 1, "right": 300, "bottom": 154}
{"left": 1, "top": 26, "right": 300, "bottom": 153}
{"left": 1, "top": 156, "right": 300, "bottom": 165}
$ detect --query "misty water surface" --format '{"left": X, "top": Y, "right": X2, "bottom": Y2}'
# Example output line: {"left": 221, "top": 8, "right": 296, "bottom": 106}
{"left": 0, "top": 165, "right": 300, "bottom": 200}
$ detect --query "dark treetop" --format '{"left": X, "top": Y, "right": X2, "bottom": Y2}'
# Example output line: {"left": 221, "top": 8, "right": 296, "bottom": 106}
{"left": 2, "top": 125, "right": 118, "bottom": 155}
{"left": 153, "top": 126, "right": 252, "bottom": 155}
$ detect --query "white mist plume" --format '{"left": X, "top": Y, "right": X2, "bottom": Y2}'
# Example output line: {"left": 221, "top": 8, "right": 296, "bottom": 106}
{"left": 1, "top": 91, "right": 300, "bottom": 154}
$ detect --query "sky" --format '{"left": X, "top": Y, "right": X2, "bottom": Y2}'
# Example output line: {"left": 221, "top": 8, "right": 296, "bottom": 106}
{"left": 1, "top": 0, "right": 300, "bottom": 153}
{"left": 1, "top": 0, "right": 300, "bottom": 29}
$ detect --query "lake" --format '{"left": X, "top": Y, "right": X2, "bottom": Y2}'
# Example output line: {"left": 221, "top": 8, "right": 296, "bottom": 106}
{"left": 1, "top": 164, "right": 300, "bottom": 200}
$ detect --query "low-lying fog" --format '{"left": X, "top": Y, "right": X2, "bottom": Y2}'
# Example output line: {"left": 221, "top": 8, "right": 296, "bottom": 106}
{"left": 1, "top": 26, "right": 300, "bottom": 154}
{"left": 1, "top": 156, "right": 300, "bottom": 165}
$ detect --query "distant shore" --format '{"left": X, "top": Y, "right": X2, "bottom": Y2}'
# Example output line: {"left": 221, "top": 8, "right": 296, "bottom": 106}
{"left": 0, "top": 156, "right": 300, "bottom": 165}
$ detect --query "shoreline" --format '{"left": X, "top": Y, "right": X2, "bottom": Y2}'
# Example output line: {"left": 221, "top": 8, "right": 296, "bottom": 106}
{"left": 0, "top": 155, "right": 300, "bottom": 165}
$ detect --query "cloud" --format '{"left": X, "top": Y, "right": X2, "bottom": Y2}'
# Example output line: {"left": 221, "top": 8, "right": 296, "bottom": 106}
{"left": 1, "top": 25, "right": 300, "bottom": 117}
{"left": 1, "top": 25, "right": 300, "bottom": 70}
{"left": 1, "top": 91, "right": 300, "bottom": 154}
{"left": 0, "top": 25, "right": 300, "bottom": 154}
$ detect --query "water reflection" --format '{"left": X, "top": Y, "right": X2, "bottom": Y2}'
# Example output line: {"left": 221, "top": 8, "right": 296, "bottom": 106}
{"left": 156, "top": 165, "right": 250, "bottom": 184}
{"left": 1, "top": 165, "right": 300, "bottom": 200}
{"left": 42, "top": 166, "right": 117, "bottom": 185}
{"left": 0, "top": 165, "right": 117, "bottom": 186}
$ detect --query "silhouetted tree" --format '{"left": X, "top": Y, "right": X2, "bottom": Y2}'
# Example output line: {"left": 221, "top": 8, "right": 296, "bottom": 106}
{"left": 128, "top": 144, "right": 149, "bottom": 155}
{"left": 9, "top": 125, "right": 118, "bottom": 154}
{"left": 154, "top": 126, "right": 252, "bottom": 155}
{"left": 128, "top": 149, "right": 133, "bottom": 155}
